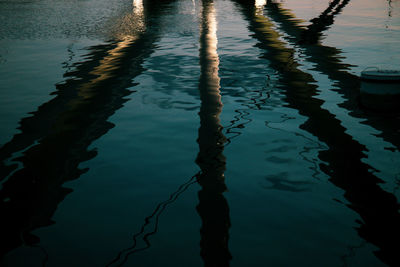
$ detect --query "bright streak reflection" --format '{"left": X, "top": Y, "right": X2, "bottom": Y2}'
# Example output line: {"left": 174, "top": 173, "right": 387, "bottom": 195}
{"left": 255, "top": 0, "right": 267, "bottom": 9}
{"left": 75, "top": 36, "right": 136, "bottom": 99}
{"left": 200, "top": 1, "right": 222, "bottom": 110}
{"left": 133, "top": 0, "right": 144, "bottom": 16}
{"left": 87, "top": 37, "right": 136, "bottom": 85}
{"left": 206, "top": 3, "right": 218, "bottom": 66}
{"left": 81, "top": 0, "right": 145, "bottom": 88}
{"left": 86, "top": 0, "right": 145, "bottom": 88}
{"left": 76, "top": 1, "right": 146, "bottom": 98}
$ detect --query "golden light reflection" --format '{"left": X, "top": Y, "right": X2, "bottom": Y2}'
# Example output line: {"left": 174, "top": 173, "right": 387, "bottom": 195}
{"left": 81, "top": 36, "right": 137, "bottom": 92}
{"left": 73, "top": 0, "right": 146, "bottom": 100}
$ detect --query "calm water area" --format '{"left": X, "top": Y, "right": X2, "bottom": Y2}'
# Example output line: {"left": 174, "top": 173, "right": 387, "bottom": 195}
{"left": 1, "top": 0, "right": 400, "bottom": 266}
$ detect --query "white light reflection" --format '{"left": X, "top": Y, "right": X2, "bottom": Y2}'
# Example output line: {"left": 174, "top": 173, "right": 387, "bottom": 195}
{"left": 198, "top": 0, "right": 225, "bottom": 148}
{"left": 199, "top": 1, "right": 222, "bottom": 112}
{"left": 197, "top": 3, "right": 230, "bottom": 264}
{"left": 192, "top": 0, "right": 196, "bottom": 14}
{"left": 206, "top": 3, "right": 219, "bottom": 70}
{"left": 255, "top": 0, "right": 267, "bottom": 9}
{"left": 133, "top": 0, "right": 144, "bottom": 16}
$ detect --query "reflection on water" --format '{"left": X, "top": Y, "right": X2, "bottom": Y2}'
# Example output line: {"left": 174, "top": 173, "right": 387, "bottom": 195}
{"left": 255, "top": 0, "right": 266, "bottom": 8}
{"left": 388, "top": 0, "right": 393, "bottom": 17}
{"left": 105, "top": 173, "right": 198, "bottom": 267}
{"left": 196, "top": 0, "right": 231, "bottom": 266}
{"left": 0, "top": 0, "right": 168, "bottom": 260}
{"left": 0, "top": 0, "right": 399, "bottom": 266}
{"left": 265, "top": 0, "right": 400, "bottom": 149}
{"left": 134, "top": 0, "right": 144, "bottom": 15}
{"left": 235, "top": 0, "right": 400, "bottom": 265}
{"left": 103, "top": 3, "right": 232, "bottom": 264}
{"left": 264, "top": 172, "right": 314, "bottom": 192}
{"left": 299, "top": 0, "right": 351, "bottom": 44}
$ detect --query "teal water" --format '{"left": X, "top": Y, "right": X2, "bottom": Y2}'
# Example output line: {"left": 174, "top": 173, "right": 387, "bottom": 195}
{"left": 1, "top": 0, "right": 400, "bottom": 266}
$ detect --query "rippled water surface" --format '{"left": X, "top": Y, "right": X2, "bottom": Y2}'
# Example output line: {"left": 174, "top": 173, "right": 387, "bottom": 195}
{"left": 1, "top": 0, "right": 400, "bottom": 266}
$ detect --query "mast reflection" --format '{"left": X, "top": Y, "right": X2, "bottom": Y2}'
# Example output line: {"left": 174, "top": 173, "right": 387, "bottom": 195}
{"left": 196, "top": 0, "right": 231, "bottom": 266}
{"left": 0, "top": 0, "right": 171, "bottom": 259}
{"left": 234, "top": 1, "right": 400, "bottom": 265}
{"left": 299, "top": 0, "right": 351, "bottom": 44}
{"left": 264, "top": 0, "right": 400, "bottom": 149}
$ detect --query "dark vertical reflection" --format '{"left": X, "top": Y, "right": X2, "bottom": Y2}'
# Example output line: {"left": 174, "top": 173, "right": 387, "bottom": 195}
{"left": 299, "top": 0, "right": 351, "bottom": 44}
{"left": 196, "top": 0, "right": 232, "bottom": 266}
{"left": 387, "top": 0, "right": 393, "bottom": 18}
{"left": 0, "top": 0, "right": 175, "bottom": 259}
{"left": 264, "top": 0, "right": 400, "bottom": 150}
{"left": 232, "top": 1, "right": 400, "bottom": 266}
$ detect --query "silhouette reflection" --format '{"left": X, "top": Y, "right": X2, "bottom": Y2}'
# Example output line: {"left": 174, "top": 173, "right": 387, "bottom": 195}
{"left": 0, "top": 0, "right": 175, "bottom": 259}
{"left": 107, "top": 2, "right": 232, "bottom": 266}
{"left": 196, "top": 0, "right": 232, "bottom": 266}
{"left": 264, "top": 0, "right": 400, "bottom": 150}
{"left": 388, "top": 0, "right": 393, "bottom": 18}
{"left": 299, "top": 0, "right": 351, "bottom": 44}
{"left": 233, "top": 0, "right": 400, "bottom": 265}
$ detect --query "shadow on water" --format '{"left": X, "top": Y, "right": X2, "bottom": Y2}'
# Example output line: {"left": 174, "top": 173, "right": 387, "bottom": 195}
{"left": 232, "top": 0, "right": 400, "bottom": 265}
{"left": 0, "top": 0, "right": 176, "bottom": 260}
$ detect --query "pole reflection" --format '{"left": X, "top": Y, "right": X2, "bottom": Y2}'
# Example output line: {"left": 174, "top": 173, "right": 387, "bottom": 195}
{"left": 0, "top": 0, "right": 170, "bottom": 260}
{"left": 264, "top": 0, "right": 400, "bottom": 149}
{"left": 299, "top": 0, "right": 351, "bottom": 44}
{"left": 234, "top": 1, "right": 400, "bottom": 265}
{"left": 196, "top": 0, "right": 232, "bottom": 266}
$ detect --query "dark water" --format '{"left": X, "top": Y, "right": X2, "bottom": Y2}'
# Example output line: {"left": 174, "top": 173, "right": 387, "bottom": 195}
{"left": 1, "top": 0, "right": 400, "bottom": 266}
